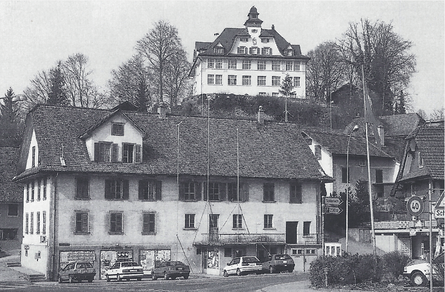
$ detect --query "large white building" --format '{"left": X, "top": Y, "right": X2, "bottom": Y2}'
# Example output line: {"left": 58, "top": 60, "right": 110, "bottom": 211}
{"left": 189, "top": 6, "right": 309, "bottom": 98}
{"left": 15, "top": 104, "right": 331, "bottom": 280}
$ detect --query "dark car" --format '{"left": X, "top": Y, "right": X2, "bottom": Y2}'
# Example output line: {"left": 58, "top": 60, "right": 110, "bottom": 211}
{"left": 105, "top": 261, "right": 144, "bottom": 282}
{"left": 262, "top": 254, "right": 295, "bottom": 273}
{"left": 58, "top": 261, "right": 96, "bottom": 283}
{"left": 151, "top": 261, "right": 190, "bottom": 280}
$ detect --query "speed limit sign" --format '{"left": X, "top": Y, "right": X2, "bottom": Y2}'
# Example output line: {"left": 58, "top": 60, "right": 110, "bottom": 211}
{"left": 407, "top": 196, "right": 424, "bottom": 216}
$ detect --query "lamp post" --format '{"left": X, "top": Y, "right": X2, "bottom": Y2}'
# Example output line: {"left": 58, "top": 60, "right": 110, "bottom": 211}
{"left": 346, "top": 124, "right": 359, "bottom": 254}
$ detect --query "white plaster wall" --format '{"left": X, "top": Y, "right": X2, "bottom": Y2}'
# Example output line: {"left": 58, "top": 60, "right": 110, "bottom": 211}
{"left": 25, "top": 129, "right": 38, "bottom": 169}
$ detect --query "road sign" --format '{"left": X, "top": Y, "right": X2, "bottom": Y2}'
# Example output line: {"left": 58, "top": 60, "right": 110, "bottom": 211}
{"left": 324, "top": 197, "right": 343, "bottom": 206}
{"left": 435, "top": 191, "right": 445, "bottom": 209}
{"left": 406, "top": 196, "right": 424, "bottom": 216}
{"left": 434, "top": 207, "right": 445, "bottom": 219}
{"left": 325, "top": 206, "right": 343, "bottom": 215}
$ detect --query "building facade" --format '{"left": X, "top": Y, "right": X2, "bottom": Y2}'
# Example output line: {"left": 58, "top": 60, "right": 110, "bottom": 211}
{"left": 189, "top": 6, "right": 309, "bottom": 98}
{"left": 15, "top": 104, "right": 331, "bottom": 280}
{"left": 0, "top": 146, "right": 22, "bottom": 250}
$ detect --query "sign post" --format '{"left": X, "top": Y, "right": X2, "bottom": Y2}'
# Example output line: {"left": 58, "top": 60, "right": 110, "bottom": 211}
{"left": 323, "top": 197, "right": 343, "bottom": 215}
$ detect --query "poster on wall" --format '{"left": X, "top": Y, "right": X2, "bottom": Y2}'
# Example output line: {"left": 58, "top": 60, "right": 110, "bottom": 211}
{"left": 207, "top": 250, "right": 219, "bottom": 269}
{"left": 140, "top": 249, "right": 171, "bottom": 273}
{"left": 99, "top": 250, "right": 133, "bottom": 280}
{"left": 59, "top": 250, "right": 95, "bottom": 269}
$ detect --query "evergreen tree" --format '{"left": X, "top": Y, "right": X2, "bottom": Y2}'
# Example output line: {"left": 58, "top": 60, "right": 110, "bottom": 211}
{"left": 0, "top": 88, "right": 22, "bottom": 145}
{"left": 47, "top": 61, "right": 69, "bottom": 106}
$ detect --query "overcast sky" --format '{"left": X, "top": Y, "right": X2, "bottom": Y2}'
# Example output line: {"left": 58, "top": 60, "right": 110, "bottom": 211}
{"left": 0, "top": 0, "right": 443, "bottom": 115}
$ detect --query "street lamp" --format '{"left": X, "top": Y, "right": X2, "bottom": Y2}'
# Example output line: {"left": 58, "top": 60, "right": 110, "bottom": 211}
{"left": 346, "top": 124, "right": 359, "bottom": 254}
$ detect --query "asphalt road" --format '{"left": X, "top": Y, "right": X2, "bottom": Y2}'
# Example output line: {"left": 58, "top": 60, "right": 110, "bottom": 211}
{"left": 0, "top": 272, "right": 308, "bottom": 292}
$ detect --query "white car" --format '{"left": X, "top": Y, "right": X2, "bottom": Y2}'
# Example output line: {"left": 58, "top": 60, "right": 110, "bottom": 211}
{"left": 403, "top": 252, "right": 444, "bottom": 287}
{"left": 223, "top": 256, "right": 262, "bottom": 277}
{"left": 105, "top": 261, "right": 144, "bottom": 282}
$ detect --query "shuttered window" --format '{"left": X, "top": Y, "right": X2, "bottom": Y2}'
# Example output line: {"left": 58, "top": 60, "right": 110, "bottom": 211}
{"left": 75, "top": 212, "right": 89, "bottom": 234}
{"left": 142, "top": 212, "right": 156, "bottom": 234}
{"left": 105, "top": 179, "right": 129, "bottom": 200}
{"left": 110, "top": 212, "right": 123, "bottom": 234}
{"left": 138, "top": 180, "right": 162, "bottom": 201}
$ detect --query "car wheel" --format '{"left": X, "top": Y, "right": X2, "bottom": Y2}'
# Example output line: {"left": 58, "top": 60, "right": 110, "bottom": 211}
{"left": 171, "top": 276, "right": 176, "bottom": 280}
{"left": 164, "top": 272, "right": 169, "bottom": 280}
{"left": 223, "top": 270, "right": 229, "bottom": 277}
{"left": 126, "top": 278, "right": 130, "bottom": 281}
{"left": 269, "top": 266, "right": 274, "bottom": 274}
{"left": 236, "top": 268, "right": 242, "bottom": 276}
{"left": 137, "top": 277, "right": 142, "bottom": 281}
{"left": 152, "top": 274, "right": 157, "bottom": 280}
{"left": 69, "top": 275, "right": 75, "bottom": 283}
{"left": 106, "top": 275, "right": 110, "bottom": 282}
{"left": 88, "top": 278, "right": 93, "bottom": 283}
{"left": 183, "top": 275, "right": 189, "bottom": 280}
{"left": 411, "top": 271, "right": 428, "bottom": 287}
{"left": 117, "top": 274, "right": 122, "bottom": 282}
{"left": 58, "top": 276, "right": 63, "bottom": 283}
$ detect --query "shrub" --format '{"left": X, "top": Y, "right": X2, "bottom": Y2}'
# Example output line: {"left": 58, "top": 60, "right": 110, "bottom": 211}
{"left": 310, "top": 253, "right": 383, "bottom": 288}
{"left": 382, "top": 251, "right": 410, "bottom": 280}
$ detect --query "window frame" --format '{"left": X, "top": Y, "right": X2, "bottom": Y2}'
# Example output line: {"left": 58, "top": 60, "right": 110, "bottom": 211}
{"left": 109, "top": 212, "right": 123, "bottom": 234}
{"left": 341, "top": 167, "right": 350, "bottom": 184}
{"left": 228, "top": 75, "right": 237, "bottom": 86}
{"left": 303, "top": 221, "right": 311, "bottom": 236}
{"left": 7, "top": 204, "right": 19, "bottom": 217}
{"left": 208, "top": 182, "right": 220, "bottom": 201}
{"left": 105, "top": 179, "right": 129, "bottom": 200}
{"left": 138, "top": 179, "right": 162, "bottom": 201}
{"left": 228, "top": 59, "right": 237, "bottom": 69}
{"left": 314, "top": 145, "right": 322, "bottom": 160}
{"left": 242, "top": 60, "right": 251, "bottom": 70}
{"left": 264, "top": 214, "right": 273, "bottom": 229}
{"left": 272, "top": 76, "right": 281, "bottom": 86}
{"left": 272, "top": 61, "right": 281, "bottom": 71}
{"left": 75, "top": 211, "right": 89, "bottom": 234}
{"left": 293, "top": 77, "right": 301, "bottom": 87}
{"left": 36, "top": 211, "right": 40, "bottom": 234}
{"left": 185, "top": 214, "right": 195, "bottom": 229}
{"left": 215, "top": 59, "right": 223, "bottom": 69}
{"left": 208, "top": 59, "right": 215, "bottom": 68}
{"left": 111, "top": 123, "right": 124, "bottom": 136}
{"left": 290, "top": 183, "right": 302, "bottom": 204}
{"left": 263, "top": 183, "right": 275, "bottom": 202}
{"left": 207, "top": 74, "right": 215, "bottom": 85}
{"left": 142, "top": 212, "right": 156, "bottom": 235}
{"left": 257, "top": 61, "right": 266, "bottom": 70}
{"left": 76, "top": 177, "right": 90, "bottom": 200}
{"left": 257, "top": 76, "right": 266, "bottom": 86}
{"left": 122, "top": 143, "right": 134, "bottom": 163}
{"left": 233, "top": 214, "right": 243, "bottom": 229}
{"left": 242, "top": 75, "right": 251, "bottom": 86}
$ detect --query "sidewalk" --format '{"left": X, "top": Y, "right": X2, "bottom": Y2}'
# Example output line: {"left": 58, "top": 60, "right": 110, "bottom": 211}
{"left": 0, "top": 250, "right": 30, "bottom": 284}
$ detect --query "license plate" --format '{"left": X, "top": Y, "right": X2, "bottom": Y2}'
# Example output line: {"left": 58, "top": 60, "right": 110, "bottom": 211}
{"left": 130, "top": 269, "right": 137, "bottom": 272}
{"left": 283, "top": 261, "right": 287, "bottom": 264}
{"left": 178, "top": 267, "right": 183, "bottom": 270}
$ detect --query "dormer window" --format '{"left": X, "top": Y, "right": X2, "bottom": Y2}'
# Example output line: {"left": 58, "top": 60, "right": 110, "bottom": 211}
{"left": 94, "top": 142, "right": 113, "bottom": 162}
{"left": 261, "top": 38, "right": 270, "bottom": 43}
{"left": 262, "top": 47, "right": 272, "bottom": 55}
{"left": 237, "top": 46, "right": 247, "bottom": 54}
{"left": 111, "top": 123, "right": 124, "bottom": 136}
{"left": 240, "top": 38, "right": 248, "bottom": 42}
{"left": 249, "top": 47, "right": 259, "bottom": 55}
{"left": 214, "top": 47, "right": 224, "bottom": 54}
{"left": 123, "top": 143, "right": 142, "bottom": 163}
{"left": 285, "top": 49, "right": 294, "bottom": 56}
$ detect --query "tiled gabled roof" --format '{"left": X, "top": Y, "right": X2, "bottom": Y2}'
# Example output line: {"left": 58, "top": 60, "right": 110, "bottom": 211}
{"left": 302, "top": 129, "right": 394, "bottom": 158}
{"left": 0, "top": 146, "right": 22, "bottom": 202}
{"left": 15, "top": 105, "right": 330, "bottom": 182}
{"left": 400, "top": 121, "right": 444, "bottom": 181}
{"left": 194, "top": 27, "right": 308, "bottom": 59}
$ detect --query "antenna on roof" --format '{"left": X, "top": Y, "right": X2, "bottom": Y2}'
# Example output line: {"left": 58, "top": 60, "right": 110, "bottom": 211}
{"left": 60, "top": 144, "right": 66, "bottom": 167}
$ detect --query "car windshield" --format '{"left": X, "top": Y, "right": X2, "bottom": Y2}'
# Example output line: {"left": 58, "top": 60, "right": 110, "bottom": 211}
{"left": 275, "top": 255, "right": 291, "bottom": 260}
{"left": 169, "top": 261, "right": 185, "bottom": 266}
{"left": 243, "top": 256, "right": 259, "bottom": 263}
{"left": 121, "top": 262, "right": 139, "bottom": 267}
{"left": 77, "top": 262, "right": 93, "bottom": 268}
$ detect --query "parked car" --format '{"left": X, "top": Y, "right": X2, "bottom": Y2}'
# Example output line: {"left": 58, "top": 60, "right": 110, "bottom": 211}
{"left": 223, "top": 256, "right": 262, "bottom": 277}
{"left": 105, "top": 261, "right": 144, "bottom": 282}
{"left": 58, "top": 261, "right": 96, "bottom": 283}
{"left": 403, "top": 252, "right": 444, "bottom": 287}
{"left": 262, "top": 254, "right": 295, "bottom": 273}
{"left": 151, "top": 261, "right": 190, "bottom": 280}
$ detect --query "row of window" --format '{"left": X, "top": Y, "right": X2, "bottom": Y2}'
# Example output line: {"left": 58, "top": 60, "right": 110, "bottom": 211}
{"left": 24, "top": 211, "right": 46, "bottom": 235}
{"left": 208, "top": 74, "right": 300, "bottom": 87}
{"left": 207, "top": 59, "right": 301, "bottom": 71}
{"left": 75, "top": 178, "right": 303, "bottom": 204}
{"left": 62, "top": 212, "right": 287, "bottom": 235}
{"left": 236, "top": 46, "right": 273, "bottom": 55}
{"left": 25, "top": 178, "right": 47, "bottom": 203}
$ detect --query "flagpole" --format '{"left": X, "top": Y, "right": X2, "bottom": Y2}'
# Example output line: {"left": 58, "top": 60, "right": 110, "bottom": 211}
{"left": 362, "top": 66, "right": 376, "bottom": 256}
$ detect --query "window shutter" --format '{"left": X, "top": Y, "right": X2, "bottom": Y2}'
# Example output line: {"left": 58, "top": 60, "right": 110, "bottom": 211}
{"left": 200, "top": 182, "right": 206, "bottom": 201}
{"left": 237, "top": 47, "right": 240, "bottom": 54}
{"left": 135, "top": 144, "right": 141, "bottom": 163}
{"left": 179, "top": 182, "right": 185, "bottom": 201}
{"left": 94, "top": 143, "right": 99, "bottom": 162}
{"left": 241, "top": 183, "right": 249, "bottom": 202}
{"left": 138, "top": 180, "right": 144, "bottom": 200}
{"left": 219, "top": 183, "right": 226, "bottom": 201}
{"left": 81, "top": 213, "right": 88, "bottom": 232}
{"left": 111, "top": 143, "right": 119, "bottom": 162}
{"left": 105, "top": 180, "right": 112, "bottom": 199}
{"left": 123, "top": 180, "right": 129, "bottom": 199}
{"left": 249, "top": 47, "right": 253, "bottom": 54}
{"left": 155, "top": 181, "right": 162, "bottom": 201}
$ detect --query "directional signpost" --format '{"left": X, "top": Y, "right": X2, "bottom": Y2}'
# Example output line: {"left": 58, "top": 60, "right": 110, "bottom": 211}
{"left": 324, "top": 197, "right": 343, "bottom": 215}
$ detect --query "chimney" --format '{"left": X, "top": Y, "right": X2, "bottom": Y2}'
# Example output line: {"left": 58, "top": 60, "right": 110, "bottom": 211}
{"left": 157, "top": 102, "right": 167, "bottom": 119}
{"left": 257, "top": 106, "right": 265, "bottom": 124}
{"left": 377, "top": 125, "right": 384, "bottom": 146}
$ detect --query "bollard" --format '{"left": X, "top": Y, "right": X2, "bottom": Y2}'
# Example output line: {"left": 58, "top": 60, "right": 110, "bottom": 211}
{"left": 324, "top": 267, "right": 329, "bottom": 287}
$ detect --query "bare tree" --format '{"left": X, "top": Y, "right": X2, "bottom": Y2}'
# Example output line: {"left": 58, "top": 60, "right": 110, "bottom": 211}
{"left": 306, "top": 41, "right": 347, "bottom": 103}
{"left": 135, "top": 20, "right": 189, "bottom": 105}
{"left": 338, "top": 19, "right": 416, "bottom": 116}
{"left": 430, "top": 108, "right": 444, "bottom": 121}
{"left": 63, "top": 53, "right": 103, "bottom": 108}
{"left": 108, "top": 54, "right": 151, "bottom": 111}
{"left": 163, "top": 48, "right": 190, "bottom": 106}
